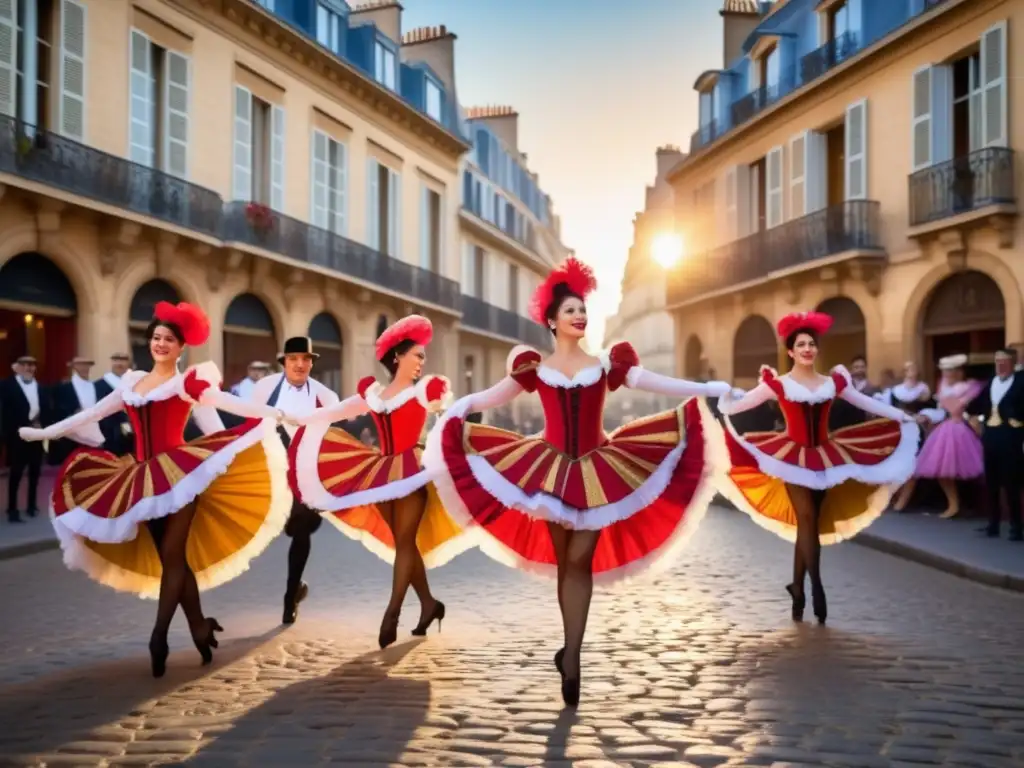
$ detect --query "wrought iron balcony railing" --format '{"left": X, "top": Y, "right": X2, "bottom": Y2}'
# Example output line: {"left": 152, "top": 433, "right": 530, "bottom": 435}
{"left": 908, "top": 147, "right": 1016, "bottom": 226}
{"left": 461, "top": 294, "right": 552, "bottom": 349}
{"left": 731, "top": 68, "right": 797, "bottom": 129}
{"left": 690, "top": 120, "right": 720, "bottom": 153}
{"left": 666, "top": 200, "right": 882, "bottom": 306}
{"left": 223, "top": 201, "right": 461, "bottom": 311}
{"left": 0, "top": 116, "right": 223, "bottom": 237}
{"left": 800, "top": 31, "right": 860, "bottom": 84}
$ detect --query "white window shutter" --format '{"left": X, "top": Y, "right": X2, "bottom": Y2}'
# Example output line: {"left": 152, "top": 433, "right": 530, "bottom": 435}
{"left": 845, "top": 99, "right": 868, "bottom": 200}
{"left": 232, "top": 85, "right": 252, "bottom": 200}
{"left": 462, "top": 241, "right": 474, "bottom": 295}
{"left": 419, "top": 184, "right": 429, "bottom": 269}
{"left": 333, "top": 141, "right": 347, "bottom": 235}
{"left": 387, "top": 169, "right": 401, "bottom": 258}
{"left": 438, "top": 192, "right": 445, "bottom": 275}
{"left": 0, "top": 0, "right": 18, "bottom": 118}
{"left": 310, "top": 129, "right": 328, "bottom": 229}
{"left": 270, "top": 104, "right": 285, "bottom": 211}
{"left": 980, "top": 21, "right": 1007, "bottom": 148}
{"left": 807, "top": 131, "right": 827, "bottom": 212}
{"left": 366, "top": 158, "right": 380, "bottom": 250}
{"left": 789, "top": 132, "right": 807, "bottom": 219}
{"left": 164, "top": 51, "right": 189, "bottom": 179}
{"left": 128, "top": 30, "right": 153, "bottom": 167}
{"left": 766, "top": 145, "right": 784, "bottom": 227}
{"left": 59, "top": 0, "right": 86, "bottom": 140}
{"left": 723, "top": 167, "right": 738, "bottom": 241}
{"left": 735, "top": 164, "right": 752, "bottom": 237}
{"left": 930, "top": 64, "right": 953, "bottom": 163}
{"left": 911, "top": 66, "right": 932, "bottom": 171}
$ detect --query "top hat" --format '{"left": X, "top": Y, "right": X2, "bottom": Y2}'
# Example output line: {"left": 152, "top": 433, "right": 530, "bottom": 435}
{"left": 277, "top": 337, "right": 319, "bottom": 363}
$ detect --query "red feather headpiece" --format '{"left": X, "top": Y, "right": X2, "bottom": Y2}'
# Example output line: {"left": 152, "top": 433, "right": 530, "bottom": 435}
{"left": 776, "top": 311, "right": 833, "bottom": 340}
{"left": 528, "top": 256, "right": 598, "bottom": 325}
{"left": 153, "top": 301, "right": 211, "bottom": 346}
{"left": 375, "top": 314, "right": 433, "bottom": 361}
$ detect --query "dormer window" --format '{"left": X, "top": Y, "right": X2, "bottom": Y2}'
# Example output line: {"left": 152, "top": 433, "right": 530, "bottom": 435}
{"left": 374, "top": 38, "right": 397, "bottom": 90}
{"left": 759, "top": 43, "right": 780, "bottom": 90}
{"left": 699, "top": 88, "right": 716, "bottom": 128}
{"left": 316, "top": 2, "right": 344, "bottom": 53}
{"left": 827, "top": 0, "right": 849, "bottom": 41}
{"left": 425, "top": 77, "right": 442, "bottom": 121}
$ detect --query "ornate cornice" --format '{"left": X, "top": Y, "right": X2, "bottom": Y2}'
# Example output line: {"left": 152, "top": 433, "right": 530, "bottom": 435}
{"left": 174, "top": 0, "right": 470, "bottom": 159}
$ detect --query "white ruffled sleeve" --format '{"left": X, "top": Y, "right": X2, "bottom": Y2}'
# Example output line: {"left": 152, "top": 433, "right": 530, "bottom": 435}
{"left": 19, "top": 389, "right": 124, "bottom": 446}
{"left": 446, "top": 377, "right": 523, "bottom": 421}
{"left": 625, "top": 368, "right": 732, "bottom": 399}
{"left": 834, "top": 366, "right": 915, "bottom": 422}
{"left": 717, "top": 383, "right": 775, "bottom": 416}
{"left": 295, "top": 394, "right": 370, "bottom": 427}
{"left": 182, "top": 363, "right": 283, "bottom": 422}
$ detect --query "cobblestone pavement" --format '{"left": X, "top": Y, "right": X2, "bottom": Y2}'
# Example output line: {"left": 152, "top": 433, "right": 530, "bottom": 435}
{"left": 1, "top": 507, "right": 1023, "bottom": 767}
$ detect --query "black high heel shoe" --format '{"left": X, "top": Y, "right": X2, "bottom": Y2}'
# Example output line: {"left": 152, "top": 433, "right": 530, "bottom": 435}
{"left": 191, "top": 617, "right": 224, "bottom": 665}
{"left": 282, "top": 582, "right": 309, "bottom": 625}
{"left": 379, "top": 612, "right": 399, "bottom": 650}
{"left": 554, "top": 647, "right": 565, "bottom": 678}
{"left": 785, "top": 583, "right": 805, "bottom": 622}
{"left": 411, "top": 600, "right": 445, "bottom": 636}
{"left": 149, "top": 636, "right": 169, "bottom": 678}
{"left": 561, "top": 675, "right": 580, "bottom": 707}
{"left": 812, "top": 583, "right": 827, "bottom": 625}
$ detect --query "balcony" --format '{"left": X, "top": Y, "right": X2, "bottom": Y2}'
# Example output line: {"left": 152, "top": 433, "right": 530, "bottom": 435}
{"left": 224, "top": 202, "right": 461, "bottom": 311}
{"left": 0, "top": 116, "right": 223, "bottom": 238}
{"left": 461, "top": 294, "right": 552, "bottom": 349}
{"left": 800, "top": 31, "right": 859, "bottom": 84}
{"left": 666, "top": 200, "right": 883, "bottom": 307}
{"left": 908, "top": 147, "right": 1016, "bottom": 226}
{"left": 690, "top": 120, "right": 720, "bottom": 153}
{"left": 731, "top": 68, "right": 796, "bottom": 129}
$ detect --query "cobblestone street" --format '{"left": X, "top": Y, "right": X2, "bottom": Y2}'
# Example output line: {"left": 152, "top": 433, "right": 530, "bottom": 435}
{"left": 1, "top": 507, "right": 1023, "bottom": 767}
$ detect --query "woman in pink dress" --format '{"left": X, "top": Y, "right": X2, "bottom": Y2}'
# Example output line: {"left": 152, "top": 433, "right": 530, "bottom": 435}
{"left": 895, "top": 354, "right": 984, "bottom": 518}
{"left": 19, "top": 302, "right": 292, "bottom": 677}
{"left": 423, "top": 256, "right": 730, "bottom": 707}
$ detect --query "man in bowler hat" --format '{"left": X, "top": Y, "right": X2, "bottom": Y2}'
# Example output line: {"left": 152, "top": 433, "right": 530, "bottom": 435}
{"left": 245, "top": 337, "right": 339, "bottom": 623}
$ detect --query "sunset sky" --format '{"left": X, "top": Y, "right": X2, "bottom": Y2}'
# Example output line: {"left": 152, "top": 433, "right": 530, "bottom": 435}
{"left": 401, "top": 0, "right": 725, "bottom": 345}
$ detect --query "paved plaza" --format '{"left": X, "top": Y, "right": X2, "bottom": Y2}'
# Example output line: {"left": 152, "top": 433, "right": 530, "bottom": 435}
{"left": 0, "top": 508, "right": 1023, "bottom": 767}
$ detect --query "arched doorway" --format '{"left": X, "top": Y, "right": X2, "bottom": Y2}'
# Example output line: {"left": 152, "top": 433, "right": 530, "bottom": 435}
{"left": 0, "top": 253, "right": 77, "bottom": 384}
{"left": 129, "top": 279, "right": 181, "bottom": 371}
{"left": 921, "top": 270, "right": 1004, "bottom": 380}
{"left": 816, "top": 296, "right": 866, "bottom": 372}
{"left": 684, "top": 335, "right": 704, "bottom": 380}
{"left": 733, "top": 315, "right": 777, "bottom": 385}
{"left": 223, "top": 293, "right": 277, "bottom": 387}
{"left": 308, "top": 312, "right": 342, "bottom": 393}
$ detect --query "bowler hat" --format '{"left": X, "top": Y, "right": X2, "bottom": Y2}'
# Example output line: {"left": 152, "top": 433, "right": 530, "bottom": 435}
{"left": 277, "top": 336, "right": 320, "bottom": 363}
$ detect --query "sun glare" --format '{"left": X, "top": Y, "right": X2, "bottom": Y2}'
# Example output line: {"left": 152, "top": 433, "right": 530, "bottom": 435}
{"left": 652, "top": 233, "right": 684, "bottom": 269}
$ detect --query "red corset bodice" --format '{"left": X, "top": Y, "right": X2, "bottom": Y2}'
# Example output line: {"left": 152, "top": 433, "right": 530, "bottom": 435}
{"left": 126, "top": 396, "right": 193, "bottom": 461}
{"left": 358, "top": 375, "right": 450, "bottom": 456}
{"left": 507, "top": 342, "right": 639, "bottom": 459}
{"left": 762, "top": 368, "right": 848, "bottom": 447}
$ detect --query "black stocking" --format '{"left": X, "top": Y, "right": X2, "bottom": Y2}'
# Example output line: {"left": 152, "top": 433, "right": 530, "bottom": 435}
{"left": 409, "top": 552, "right": 436, "bottom": 622}
{"left": 547, "top": 522, "right": 570, "bottom": 622}
{"left": 286, "top": 534, "right": 312, "bottom": 597}
{"left": 787, "top": 484, "right": 823, "bottom": 596}
{"left": 558, "top": 529, "right": 600, "bottom": 680}
{"left": 149, "top": 505, "right": 198, "bottom": 643}
{"left": 384, "top": 493, "right": 427, "bottom": 619}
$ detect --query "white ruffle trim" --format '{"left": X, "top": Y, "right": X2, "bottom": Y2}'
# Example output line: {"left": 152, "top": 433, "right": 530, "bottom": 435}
{"left": 293, "top": 419, "right": 433, "bottom": 511}
{"left": 50, "top": 419, "right": 291, "bottom": 599}
{"left": 722, "top": 417, "right": 920, "bottom": 490}
{"left": 423, "top": 398, "right": 727, "bottom": 585}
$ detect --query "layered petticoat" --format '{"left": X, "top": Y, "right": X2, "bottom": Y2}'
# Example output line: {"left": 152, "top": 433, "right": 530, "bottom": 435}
{"left": 914, "top": 420, "right": 985, "bottom": 479}
{"left": 719, "top": 400, "right": 919, "bottom": 545}
{"left": 50, "top": 418, "right": 290, "bottom": 599}
{"left": 423, "top": 397, "right": 725, "bottom": 585}
{"left": 290, "top": 421, "right": 473, "bottom": 568}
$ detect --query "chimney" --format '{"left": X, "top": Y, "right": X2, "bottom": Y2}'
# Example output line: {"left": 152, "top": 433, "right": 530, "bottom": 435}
{"left": 465, "top": 105, "right": 519, "bottom": 153}
{"left": 350, "top": 1, "right": 403, "bottom": 45}
{"left": 720, "top": 0, "right": 762, "bottom": 68}
{"left": 655, "top": 144, "right": 685, "bottom": 183}
{"left": 401, "top": 25, "right": 458, "bottom": 102}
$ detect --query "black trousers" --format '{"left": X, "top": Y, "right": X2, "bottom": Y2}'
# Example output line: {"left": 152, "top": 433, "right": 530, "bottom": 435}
{"left": 6, "top": 440, "right": 43, "bottom": 512}
{"left": 983, "top": 428, "right": 1024, "bottom": 533}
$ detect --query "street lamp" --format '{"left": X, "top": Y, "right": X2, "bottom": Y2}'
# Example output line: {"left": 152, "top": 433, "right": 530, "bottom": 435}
{"left": 651, "top": 233, "right": 684, "bottom": 269}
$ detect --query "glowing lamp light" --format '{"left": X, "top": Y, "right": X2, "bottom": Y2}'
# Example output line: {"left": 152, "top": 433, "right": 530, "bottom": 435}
{"left": 652, "top": 233, "right": 684, "bottom": 269}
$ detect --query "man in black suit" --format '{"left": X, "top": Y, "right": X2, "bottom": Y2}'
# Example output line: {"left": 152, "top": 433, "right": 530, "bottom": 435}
{"left": 49, "top": 357, "right": 100, "bottom": 465}
{"left": 830, "top": 354, "right": 880, "bottom": 429}
{"left": 1, "top": 356, "right": 47, "bottom": 521}
{"left": 94, "top": 353, "right": 133, "bottom": 456}
{"left": 967, "top": 348, "right": 1024, "bottom": 541}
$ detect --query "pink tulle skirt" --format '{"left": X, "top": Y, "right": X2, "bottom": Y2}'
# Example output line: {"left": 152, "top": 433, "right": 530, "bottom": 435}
{"left": 914, "top": 420, "right": 984, "bottom": 479}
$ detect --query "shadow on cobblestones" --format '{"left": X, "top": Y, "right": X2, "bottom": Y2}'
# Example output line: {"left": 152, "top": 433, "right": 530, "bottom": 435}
{"left": 184, "top": 639, "right": 429, "bottom": 766}
{"left": 0, "top": 628, "right": 284, "bottom": 761}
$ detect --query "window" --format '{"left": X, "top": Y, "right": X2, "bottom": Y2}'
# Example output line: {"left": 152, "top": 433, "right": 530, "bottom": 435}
{"left": 367, "top": 158, "right": 399, "bottom": 256}
{"left": 233, "top": 85, "right": 285, "bottom": 208}
{"left": 254, "top": 0, "right": 274, "bottom": 9}
{"left": 473, "top": 246, "right": 485, "bottom": 298}
{"left": 463, "top": 355, "right": 474, "bottom": 397}
{"left": 316, "top": 3, "right": 343, "bottom": 54}
{"left": 2, "top": 0, "right": 84, "bottom": 138}
{"left": 952, "top": 50, "right": 982, "bottom": 157}
{"left": 311, "top": 129, "right": 347, "bottom": 234}
{"left": 699, "top": 88, "right": 715, "bottom": 128}
{"left": 130, "top": 30, "right": 189, "bottom": 177}
{"left": 759, "top": 45, "right": 780, "bottom": 91}
{"left": 826, "top": 123, "right": 845, "bottom": 205}
{"left": 420, "top": 185, "right": 442, "bottom": 272}
{"left": 749, "top": 157, "right": 766, "bottom": 233}
{"left": 425, "top": 78, "right": 441, "bottom": 121}
{"left": 508, "top": 263, "right": 519, "bottom": 312}
{"left": 374, "top": 40, "right": 396, "bottom": 90}
{"left": 827, "top": 1, "right": 849, "bottom": 42}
